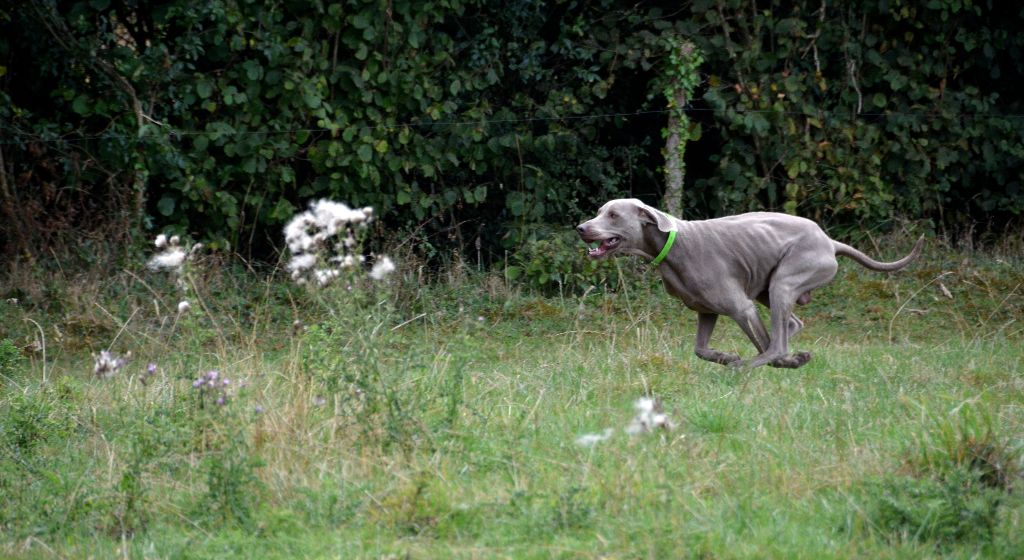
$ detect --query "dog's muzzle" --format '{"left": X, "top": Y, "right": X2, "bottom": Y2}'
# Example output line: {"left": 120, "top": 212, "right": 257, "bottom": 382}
{"left": 576, "top": 224, "right": 620, "bottom": 258}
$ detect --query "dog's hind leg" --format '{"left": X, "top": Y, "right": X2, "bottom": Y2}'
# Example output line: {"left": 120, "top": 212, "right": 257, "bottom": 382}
{"left": 748, "top": 259, "right": 835, "bottom": 369}
{"left": 726, "top": 301, "right": 773, "bottom": 364}
{"left": 757, "top": 293, "right": 804, "bottom": 342}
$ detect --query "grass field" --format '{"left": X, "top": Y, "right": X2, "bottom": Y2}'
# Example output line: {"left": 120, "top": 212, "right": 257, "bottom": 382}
{"left": 1, "top": 237, "right": 1022, "bottom": 559}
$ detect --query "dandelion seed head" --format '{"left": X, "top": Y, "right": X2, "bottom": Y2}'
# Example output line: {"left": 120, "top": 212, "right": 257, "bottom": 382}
{"left": 169, "top": 235, "right": 181, "bottom": 247}
{"left": 177, "top": 300, "right": 191, "bottom": 314}
{"left": 155, "top": 234, "right": 168, "bottom": 249}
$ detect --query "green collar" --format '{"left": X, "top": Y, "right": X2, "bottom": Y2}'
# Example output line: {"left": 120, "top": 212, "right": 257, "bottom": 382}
{"left": 651, "top": 230, "right": 677, "bottom": 267}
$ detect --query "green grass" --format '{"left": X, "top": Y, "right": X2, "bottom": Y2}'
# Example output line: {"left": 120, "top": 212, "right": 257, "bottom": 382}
{"left": 1, "top": 240, "right": 1022, "bottom": 558}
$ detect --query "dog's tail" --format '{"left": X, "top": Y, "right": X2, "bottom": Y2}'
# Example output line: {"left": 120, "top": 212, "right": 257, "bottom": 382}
{"left": 833, "top": 235, "right": 924, "bottom": 272}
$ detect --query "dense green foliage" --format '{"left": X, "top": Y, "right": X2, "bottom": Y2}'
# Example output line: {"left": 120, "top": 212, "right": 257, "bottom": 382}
{"left": 690, "top": 0, "right": 1024, "bottom": 226}
{"left": 1, "top": 1, "right": 1022, "bottom": 258}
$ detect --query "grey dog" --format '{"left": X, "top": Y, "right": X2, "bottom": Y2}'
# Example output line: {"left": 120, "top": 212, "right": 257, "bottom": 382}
{"left": 576, "top": 199, "right": 923, "bottom": 369}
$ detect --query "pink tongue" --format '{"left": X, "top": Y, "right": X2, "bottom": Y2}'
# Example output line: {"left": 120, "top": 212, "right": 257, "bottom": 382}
{"left": 588, "top": 240, "right": 612, "bottom": 257}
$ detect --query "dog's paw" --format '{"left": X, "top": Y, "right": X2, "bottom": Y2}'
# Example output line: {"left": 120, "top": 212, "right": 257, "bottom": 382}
{"left": 696, "top": 348, "right": 741, "bottom": 366}
{"left": 769, "top": 351, "right": 812, "bottom": 369}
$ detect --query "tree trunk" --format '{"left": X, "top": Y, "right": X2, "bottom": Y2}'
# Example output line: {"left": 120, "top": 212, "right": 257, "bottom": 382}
{"left": 662, "top": 88, "right": 687, "bottom": 217}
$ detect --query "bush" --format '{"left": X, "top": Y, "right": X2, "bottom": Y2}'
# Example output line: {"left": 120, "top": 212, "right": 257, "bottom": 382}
{"left": 864, "top": 469, "right": 1004, "bottom": 547}
{"left": 857, "top": 402, "right": 1021, "bottom": 548}
{"left": 507, "top": 227, "right": 654, "bottom": 295}
{"left": 905, "top": 402, "right": 1021, "bottom": 492}
{"left": 9, "top": 2, "right": 1020, "bottom": 261}
{"left": 0, "top": 384, "right": 76, "bottom": 454}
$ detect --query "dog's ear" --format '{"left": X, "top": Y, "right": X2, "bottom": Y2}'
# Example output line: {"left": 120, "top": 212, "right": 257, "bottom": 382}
{"left": 633, "top": 201, "right": 677, "bottom": 233}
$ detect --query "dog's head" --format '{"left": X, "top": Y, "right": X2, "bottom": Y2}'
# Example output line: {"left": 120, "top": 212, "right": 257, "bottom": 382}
{"left": 575, "top": 199, "right": 676, "bottom": 259}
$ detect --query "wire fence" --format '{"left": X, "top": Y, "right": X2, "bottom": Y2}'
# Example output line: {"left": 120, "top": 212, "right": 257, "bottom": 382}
{"left": 2, "top": 105, "right": 1023, "bottom": 146}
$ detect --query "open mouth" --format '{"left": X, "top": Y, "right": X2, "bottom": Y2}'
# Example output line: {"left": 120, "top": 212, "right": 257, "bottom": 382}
{"left": 587, "top": 237, "right": 620, "bottom": 258}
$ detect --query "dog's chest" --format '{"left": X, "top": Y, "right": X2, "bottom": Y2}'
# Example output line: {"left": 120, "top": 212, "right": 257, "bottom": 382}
{"left": 658, "top": 263, "right": 770, "bottom": 314}
{"left": 659, "top": 272, "right": 719, "bottom": 313}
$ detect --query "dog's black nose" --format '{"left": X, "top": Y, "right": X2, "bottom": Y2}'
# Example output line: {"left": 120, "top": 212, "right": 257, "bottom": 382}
{"left": 576, "top": 224, "right": 586, "bottom": 235}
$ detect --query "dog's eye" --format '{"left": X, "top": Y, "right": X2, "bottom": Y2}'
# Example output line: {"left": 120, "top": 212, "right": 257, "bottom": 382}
{"left": 608, "top": 211, "right": 617, "bottom": 219}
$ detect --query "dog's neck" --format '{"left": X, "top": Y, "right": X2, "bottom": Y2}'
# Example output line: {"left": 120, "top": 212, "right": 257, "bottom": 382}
{"left": 626, "top": 223, "right": 672, "bottom": 262}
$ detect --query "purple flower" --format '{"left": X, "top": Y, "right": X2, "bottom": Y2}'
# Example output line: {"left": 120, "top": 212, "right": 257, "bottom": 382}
{"left": 147, "top": 363, "right": 158, "bottom": 374}
{"left": 191, "top": 369, "right": 235, "bottom": 406}
{"left": 254, "top": 405, "right": 264, "bottom": 414}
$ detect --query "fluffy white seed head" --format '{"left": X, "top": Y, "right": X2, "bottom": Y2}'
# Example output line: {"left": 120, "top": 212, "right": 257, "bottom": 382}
{"left": 625, "top": 397, "right": 675, "bottom": 435}
{"left": 283, "top": 199, "right": 380, "bottom": 286}
{"left": 93, "top": 349, "right": 130, "bottom": 379}
{"left": 314, "top": 268, "right": 340, "bottom": 286}
{"left": 155, "top": 234, "right": 168, "bottom": 249}
{"left": 576, "top": 428, "right": 614, "bottom": 446}
{"left": 147, "top": 248, "right": 187, "bottom": 272}
{"left": 283, "top": 214, "right": 317, "bottom": 254}
{"left": 634, "top": 398, "right": 656, "bottom": 414}
{"left": 286, "top": 253, "right": 318, "bottom": 274}
{"left": 369, "top": 256, "right": 396, "bottom": 281}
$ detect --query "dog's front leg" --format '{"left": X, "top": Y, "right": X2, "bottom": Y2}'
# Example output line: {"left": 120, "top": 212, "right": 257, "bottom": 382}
{"left": 693, "top": 312, "right": 742, "bottom": 365}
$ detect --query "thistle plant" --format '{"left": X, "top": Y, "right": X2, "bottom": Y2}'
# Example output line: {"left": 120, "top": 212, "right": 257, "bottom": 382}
{"left": 139, "top": 362, "right": 158, "bottom": 386}
{"left": 148, "top": 234, "right": 203, "bottom": 292}
{"left": 624, "top": 397, "right": 676, "bottom": 434}
{"left": 283, "top": 199, "right": 396, "bottom": 286}
{"left": 192, "top": 369, "right": 232, "bottom": 407}
{"left": 575, "top": 398, "right": 676, "bottom": 447}
{"left": 93, "top": 350, "right": 130, "bottom": 379}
